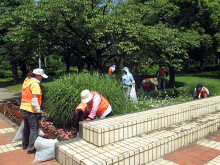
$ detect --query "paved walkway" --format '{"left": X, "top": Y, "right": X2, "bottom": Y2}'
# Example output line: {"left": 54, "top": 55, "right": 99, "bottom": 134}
{"left": 0, "top": 87, "right": 220, "bottom": 165}
{"left": 0, "top": 111, "right": 60, "bottom": 165}
{"left": 0, "top": 88, "right": 21, "bottom": 103}
{"left": 146, "top": 130, "right": 220, "bottom": 165}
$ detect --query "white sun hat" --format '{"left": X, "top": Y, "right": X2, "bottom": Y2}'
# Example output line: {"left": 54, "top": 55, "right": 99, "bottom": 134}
{"left": 33, "top": 68, "right": 48, "bottom": 78}
{"left": 81, "top": 89, "right": 93, "bottom": 104}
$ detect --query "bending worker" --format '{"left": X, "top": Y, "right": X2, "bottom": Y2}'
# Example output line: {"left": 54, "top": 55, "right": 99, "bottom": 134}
{"left": 19, "top": 68, "right": 48, "bottom": 154}
{"left": 73, "top": 103, "right": 90, "bottom": 130}
{"left": 194, "top": 83, "right": 209, "bottom": 99}
{"left": 80, "top": 89, "right": 112, "bottom": 120}
{"left": 109, "top": 65, "right": 116, "bottom": 76}
{"left": 141, "top": 78, "right": 158, "bottom": 93}
{"left": 156, "top": 64, "right": 168, "bottom": 89}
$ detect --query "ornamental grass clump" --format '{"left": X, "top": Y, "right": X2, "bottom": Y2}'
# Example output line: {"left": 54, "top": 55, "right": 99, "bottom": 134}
{"left": 43, "top": 72, "right": 135, "bottom": 127}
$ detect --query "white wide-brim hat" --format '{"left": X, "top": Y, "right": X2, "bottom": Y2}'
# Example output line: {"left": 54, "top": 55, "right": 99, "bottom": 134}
{"left": 81, "top": 89, "right": 93, "bottom": 104}
{"left": 150, "top": 78, "right": 158, "bottom": 85}
{"left": 33, "top": 68, "right": 48, "bottom": 78}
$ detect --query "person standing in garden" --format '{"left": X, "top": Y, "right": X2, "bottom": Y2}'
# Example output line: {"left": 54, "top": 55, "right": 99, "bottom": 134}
{"left": 109, "top": 65, "right": 116, "bottom": 76}
{"left": 140, "top": 78, "right": 158, "bottom": 93}
{"left": 80, "top": 89, "right": 112, "bottom": 120}
{"left": 122, "top": 67, "right": 135, "bottom": 101}
{"left": 19, "top": 68, "right": 48, "bottom": 154}
{"left": 194, "top": 83, "right": 209, "bottom": 99}
{"left": 156, "top": 64, "right": 168, "bottom": 89}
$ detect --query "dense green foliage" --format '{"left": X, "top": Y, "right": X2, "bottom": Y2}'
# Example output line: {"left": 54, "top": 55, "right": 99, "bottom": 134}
{"left": 42, "top": 72, "right": 135, "bottom": 127}
{"left": 0, "top": 0, "right": 220, "bottom": 85}
{"left": 1, "top": 0, "right": 220, "bottom": 129}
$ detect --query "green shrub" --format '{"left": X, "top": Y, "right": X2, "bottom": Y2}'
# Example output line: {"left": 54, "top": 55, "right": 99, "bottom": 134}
{"left": 44, "top": 59, "right": 61, "bottom": 76}
{"left": 42, "top": 72, "right": 135, "bottom": 127}
{"left": 203, "top": 64, "right": 220, "bottom": 72}
{"left": 0, "top": 69, "right": 22, "bottom": 78}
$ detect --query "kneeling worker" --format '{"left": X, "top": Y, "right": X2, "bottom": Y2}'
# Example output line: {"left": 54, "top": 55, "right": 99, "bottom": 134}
{"left": 80, "top": 89, "right": 112, "bottom": 120}
{"left": 141, "top": 78, "right": 158, "bottom": 93}
{"left": 194, "top": 83, "right": 209, "bottom": 99}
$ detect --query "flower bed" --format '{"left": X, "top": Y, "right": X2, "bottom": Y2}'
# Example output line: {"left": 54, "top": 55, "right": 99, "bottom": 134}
{"left": 0, "top": 101, "right": 77, "bottom": 141}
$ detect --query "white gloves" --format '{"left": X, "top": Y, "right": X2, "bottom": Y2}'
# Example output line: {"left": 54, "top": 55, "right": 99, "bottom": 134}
{"left": 31, "top": 98, "right": 42, "bottom": 113}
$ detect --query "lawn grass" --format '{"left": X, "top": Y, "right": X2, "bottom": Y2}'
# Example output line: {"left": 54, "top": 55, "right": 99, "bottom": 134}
{"left": 0, "top": 76, "right": 58, "bottom": 93}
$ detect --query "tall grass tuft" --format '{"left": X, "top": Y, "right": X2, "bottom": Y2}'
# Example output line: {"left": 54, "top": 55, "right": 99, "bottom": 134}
{"left": 42, "top": 72, "right": 135, "bottom": 127}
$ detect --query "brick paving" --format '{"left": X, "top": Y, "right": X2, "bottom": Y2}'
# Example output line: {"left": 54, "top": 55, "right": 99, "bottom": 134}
{"left": 0, "top": 113, "right": 60, "bottom": 165}
{"left": 146, "top": 130, "right": 220, "bottom": 165}
{"left": 0, "top": 111, "right": 220, "bottom": 165}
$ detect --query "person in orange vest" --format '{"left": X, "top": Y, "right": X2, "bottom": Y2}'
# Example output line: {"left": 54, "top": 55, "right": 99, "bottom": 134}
{"left": 80, "top": 89, "right": 112, "bottom": 120}
{"left": 194, "top": 83, "right": 209, "bottom": 99}
{"left": 19, "top": 68, "right": 48, "bottom": 154}
{"left": 109, "top": 65, "right": 116, "bottom": 76}
{"left": 73, "top": 103, "right": 90, "bottom": 131}
{"left": 140, "top": 78, "right": 158, "bottom": 93}
{"left": 156, "top": 64, "right": 168, "bottom": 89}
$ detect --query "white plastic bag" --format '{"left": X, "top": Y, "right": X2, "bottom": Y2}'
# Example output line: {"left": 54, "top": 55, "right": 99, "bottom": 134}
{"left": 38, "top": 129, "right": 45, "bottom": 137}
{"left": 12, "top": 121, "right": 45, "bottom": 142}
{"left": 12, "top": 120, "right": 24, "bottom": 142}
{"left": 130, "top": 84, "right": 138, "bottom": 103}
{"left": 33, "top": 137, "right": 58, "bottom": 164}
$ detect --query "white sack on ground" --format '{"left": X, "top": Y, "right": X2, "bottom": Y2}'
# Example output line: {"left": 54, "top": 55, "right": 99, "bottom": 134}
{"left": 130, "top": 84, "right": 138, "bottom": 103}
{"left": 33, "top": 137, "right": 58, "bottom": 164}
{"left": 12, "top": 120, "right": 24, "bottom": 142}
{"left": 12, "top": 120, "right": 45, "bottom": 142}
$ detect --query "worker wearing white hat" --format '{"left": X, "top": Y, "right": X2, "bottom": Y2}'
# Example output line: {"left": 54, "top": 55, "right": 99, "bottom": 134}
{"left": 80, "top": 89, "right": 112, "bottom": 120}
{"left": 20, "top": 68, "right": 48, "bottom": 154}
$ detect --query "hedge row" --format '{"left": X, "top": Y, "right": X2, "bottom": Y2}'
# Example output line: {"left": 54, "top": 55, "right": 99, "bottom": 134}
{"left": 0, "top": 70, "right": 22, "bottom": 78}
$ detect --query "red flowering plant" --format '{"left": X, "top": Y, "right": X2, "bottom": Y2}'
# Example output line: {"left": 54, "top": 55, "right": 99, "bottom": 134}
{"left": 0, "top": 104, "right": 22, "bottom": 122}
{"left": 43, "top": 133, "right": 50, "bottom": 139}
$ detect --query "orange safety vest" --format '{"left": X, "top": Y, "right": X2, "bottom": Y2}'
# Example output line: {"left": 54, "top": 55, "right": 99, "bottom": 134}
{"left": 159, "top": 68, "right": 165, "bottom": 75}
{"left": 109, "top": 67, "right": 113, "bottom": 75}
{"left": 197, "top": 87, "right": 207, "bottom": 98}
{"left": 87, "top": 91, "right": 109, "bottom": 116}
{"left": 21, "top": 84, "right": 42, "bottom": 106}
{"left": 142, "top": 78, "right": 152, "bottom": 87}
{"left": 75, "top": 103, "right": 88, "bottom": 117}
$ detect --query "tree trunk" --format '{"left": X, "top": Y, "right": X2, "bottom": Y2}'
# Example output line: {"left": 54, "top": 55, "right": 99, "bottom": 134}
{"left": 169, "top": 66, "right": 175, "bottom": 88}
{"left": 12, "top": 61, "right": 18, "bottom": 81}
{"left": 87, "top": 62, "right": 91, "bottom": 71}
{"left": 199, "top": 58, "right": 204, "bottom": 73}
{"left": 134, "top": 64, "right": 138, "bottom": 80}
{"left": 96, "top": 49, "right": 104, "bottom": 73}
{"left": 114, "top": 56, "right": 121, "bottom": 75}
{"left": 20, "top": 62, "right": 27, "bottom": 78}
{"left": 65, "top": 55, "right": 70, "bottom": 73}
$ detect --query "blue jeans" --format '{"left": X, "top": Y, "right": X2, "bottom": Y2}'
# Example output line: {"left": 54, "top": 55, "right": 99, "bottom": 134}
{"left": 20, "top": 109, "right": 39, "bottom": 152}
